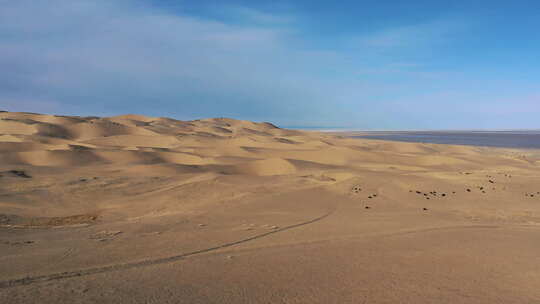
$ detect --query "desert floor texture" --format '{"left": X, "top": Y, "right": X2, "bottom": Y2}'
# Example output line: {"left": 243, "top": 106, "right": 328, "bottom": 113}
{"left": 1, "top": 111, "right": 540, "bottom": 303}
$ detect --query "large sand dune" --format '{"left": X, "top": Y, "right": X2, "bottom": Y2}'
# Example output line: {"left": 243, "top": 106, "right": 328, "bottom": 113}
{"left": 1, "top": 111, "right": 540, "bottom": 303}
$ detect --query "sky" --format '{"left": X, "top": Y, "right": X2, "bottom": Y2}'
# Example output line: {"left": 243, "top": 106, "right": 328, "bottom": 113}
{"left": 1, "top": 0, "right": 539, "bottom": 130}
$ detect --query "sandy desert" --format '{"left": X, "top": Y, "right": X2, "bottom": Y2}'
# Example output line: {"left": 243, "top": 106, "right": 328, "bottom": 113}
{"left": 1, "top": 110, "right": 540, "bottom": 303}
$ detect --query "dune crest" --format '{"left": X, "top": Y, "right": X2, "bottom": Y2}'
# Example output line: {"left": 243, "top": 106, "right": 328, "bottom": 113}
{"left": 234, "top": 158, "right": 297, "bottom": 176}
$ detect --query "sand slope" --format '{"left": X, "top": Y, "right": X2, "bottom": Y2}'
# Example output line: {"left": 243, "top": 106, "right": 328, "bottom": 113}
{"left": 1, "top": 111, "right": 540, "bottom": 303}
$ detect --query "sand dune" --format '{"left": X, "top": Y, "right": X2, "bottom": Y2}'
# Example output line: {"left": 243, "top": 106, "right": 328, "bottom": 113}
{"left": 1, "top": 111, "right": 540, "bottom": 303}
{"left": 0, "top": 119, "right": 37, "bottom": 135}
{"left": 83, "top": 134, "right": 180, "bottom": 148}
{"left": 233, "top": 157, "right": 297, "bottom": 176}
{"left": 3, "top": 150, "right": 103, "bottom": 166}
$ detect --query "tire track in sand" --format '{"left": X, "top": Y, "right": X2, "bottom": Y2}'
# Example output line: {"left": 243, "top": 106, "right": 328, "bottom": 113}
{"left": 0, "top": 208, "right": 336, "bottom": 289}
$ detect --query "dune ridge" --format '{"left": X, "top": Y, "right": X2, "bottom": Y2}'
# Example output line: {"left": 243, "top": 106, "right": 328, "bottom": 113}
{"left": 2, "top": 111, "right": 527, "bottom": 173}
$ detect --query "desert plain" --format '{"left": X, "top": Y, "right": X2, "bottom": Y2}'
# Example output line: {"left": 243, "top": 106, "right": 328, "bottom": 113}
{"left": 1, "top": 111, "right": 540, "bottom": 303}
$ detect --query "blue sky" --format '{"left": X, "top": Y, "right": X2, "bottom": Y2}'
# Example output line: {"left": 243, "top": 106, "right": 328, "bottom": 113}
{"left": 1, "top": 0, "right": 539, "bottom": 129}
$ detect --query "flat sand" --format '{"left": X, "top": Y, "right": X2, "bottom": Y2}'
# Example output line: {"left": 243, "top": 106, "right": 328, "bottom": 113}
{"left": 1, "top": 111, "right": 540, "bottom": 303}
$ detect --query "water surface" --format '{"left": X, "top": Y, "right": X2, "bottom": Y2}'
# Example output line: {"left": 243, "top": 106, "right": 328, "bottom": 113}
{"left": 354, "top": 131, "right": 540, "bottom": 149}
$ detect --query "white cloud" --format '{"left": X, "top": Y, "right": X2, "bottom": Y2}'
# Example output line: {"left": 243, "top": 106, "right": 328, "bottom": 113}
{"left": 1, "top": 1, "right": 534, "bottom": 129}
{"left": 0, "top": 0, "right": 334, "bottom": 121}
{"left": 354, "top": 19, "right": 462, "bottom": 50}
{"left": 221, "top": 6, "right": 294, "bottom": 25}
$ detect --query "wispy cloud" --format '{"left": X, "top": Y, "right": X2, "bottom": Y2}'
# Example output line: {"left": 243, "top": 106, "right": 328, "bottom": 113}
{"left": 0, "top": 1, "right": 321, "bottom": 121}
{"left": 217, "top": 6, "right": 294, "bottom": 25}
{"left": 355, "top": 19, "right": 462, "bottom": 50}
{"left": 0, "top": 1, "right": 537, "bottom": 129}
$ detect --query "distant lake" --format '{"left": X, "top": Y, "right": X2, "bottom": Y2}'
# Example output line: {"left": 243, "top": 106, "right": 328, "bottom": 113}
{"left": 353, "top": 131, "right": 540, "bottom": 149}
